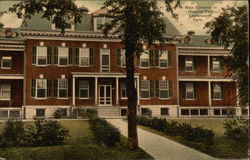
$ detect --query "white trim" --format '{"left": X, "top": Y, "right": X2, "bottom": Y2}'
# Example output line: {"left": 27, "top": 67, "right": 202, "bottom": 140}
{"left": 0, "top": 74, "right": 24, "bottom": 79}
{"left": 178, "top": 77, "right": 233, "bottom": 82}
{"left": 1, "top": 56, "right": 12, "bottom": 69}
{"left": 72, "top": 72, "right": 140, "bottom": 78}
{"left": 72, "top": 77, "right": 76, "bottom": 105}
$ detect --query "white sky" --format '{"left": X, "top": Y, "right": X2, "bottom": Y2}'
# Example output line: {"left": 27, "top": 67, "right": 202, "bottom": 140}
{"left": 0, "top": 0, "right": 248, "bottom": 35}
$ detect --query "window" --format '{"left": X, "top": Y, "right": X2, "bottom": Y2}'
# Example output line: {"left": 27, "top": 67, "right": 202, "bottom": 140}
{"left": 36, "top": 79, "right": 47, "bottom": 98}
{"left": 200, "top": 109, "right": 208, "bottom": 115}
{"left": 185, "top": 83, "right": 194, "bottom": 100}
{"left": 0, "top": 111, "right": 8, "bottom": 118}
{"left": 185, "top": 57, "right": 194, "bottom": 72}
{"left": 79, "top": 80, "right": 89, "bottom": 98}
{"left": 213, "top": 84, "right": 222, "bottom": 100}
{"left": 58, "top": 47, "right": 68, "bottom": 66}
{"left": 1, "top": 56, "right": 12, "bottom": 69}
{"left": 242, "top": 109, "right": 248, "bottom": 115}
{"left": 140, "top": 80, "right": 150, "bottom": 98}
{"left": 37, "top": 46, "right": 47, "bottom": 65}
{"left": 121, "top": 82, "right": 127, "bottom": 98}
{"left": 36, "top": 109, "right": 45, "bottom": 117}
{"left": 212, "top": 57, "right": 222, "bottom": 72}
{"left": 161, "top": 108, "right": 169, "bottom": 116}
{"left": 159, "top": 51, "right": 168, "bottom": 68}
{"left": 141, "top": 108, "right": 151, "bottom": 116}
{"left": 222, "top": 109, "right": 227, "bottom": 115}
{"left": 121, "top": 49, "right": 126, "bottom": 67}
{"left": 79, "top": 48, "right": 90, "bottom": 66}
{"left": 101, "top": 49, "right": 110, "bottom": 72}
{"left": 181, "top": 109, "right": 189, "bottom": 116}
{"left": 214, "top": 109, "right": 221, "bottom": 115}
{"left": 140, "top": 52, "right": 149, "bottom": 68}
{"left": 58, "top": 79, "right": 68, "bottom": 98}
{"left": 0, "top": 84, "right": 11, "bottom": 100}
{"left": 59, "top": 108, "right": 67, "bottom": 118}
{"left": 191, "top": 109, "right": 198, "bottom": 115}
{"left": 94, "top": 17, "right": 110, "bottom": 31}
{"left": 159, "top": 80, "right": 169, "bottom": 98}
{"left": 9, "top": 110, "right": 20, "bottom": 118}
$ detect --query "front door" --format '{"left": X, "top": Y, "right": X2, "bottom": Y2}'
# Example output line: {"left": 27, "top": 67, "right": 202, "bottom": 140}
{"left": 99, "top": 85, "right": 112, "bottom": 106}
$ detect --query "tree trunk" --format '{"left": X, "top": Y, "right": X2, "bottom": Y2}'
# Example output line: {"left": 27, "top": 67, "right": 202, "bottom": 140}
{"left": 125, "top": 44, "right": 138, "bottom": 149}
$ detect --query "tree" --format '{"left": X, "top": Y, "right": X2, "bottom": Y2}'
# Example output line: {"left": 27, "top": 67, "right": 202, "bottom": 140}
{"left": 205, "top": 5, "right": 248, "bottom": 107}
{"left": 102, "top": 0, "right": 180, "bottom": 149}
{"left": 6, "top": 0, "right": 180, "bottom": 149}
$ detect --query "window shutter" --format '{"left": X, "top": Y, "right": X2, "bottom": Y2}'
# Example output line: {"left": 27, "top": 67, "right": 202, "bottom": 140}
{"left": 75, "top": 79, "right": 79, "bottom": 97}
{"left": 68, "top": 79, "right": 72, "bottom": 97}
{"left": 169, "top": 80, "right": 172, "bottom": 97}
{"left": 183, "top": 83, "right": 186, "bottom": 98}
{"left": 155, "top": 80, "right": 159, "bottom": 97}
{"left": 220, "top": 59, "right": 224, "bottom": 72}
{"left": 47, "top": 47, "right": 52, "bottom": 64}
{"left": 89, "top": 81, "right": 92, "bottom": 97}
{"left": 31, "top": 79, "right": 36, "bottom": 97}
{"left": 211, "top": 83, "right": 214, "bottom": 99}
{"left": 47, "top": 79, "right": 51, "bottom": 97}
{"left": 150, "top": 80, "right": 154, "bottom": 97}
{"left": 69, "top": 48, "right": 73, "bottom": 65}
{"left": 168, "top": 51, "right": 172, "bottom": 67}
{"left": 210, "top": 57, "right": 213, "bottom": 71}
{"left": 149, "top": 50, "right": 153, "bottom": 67}
{"left": 193, "top": 83, "right": 197, "bottom": 99}
{"left": 194, "top": 58, "right": 197, "bottom": 71}
{"left": 221, "top": 83, "right": 225, "bottom": 99}
{"left": 89, "top": 48, "right": 94, "bottom": 65}
{"left": 32, "top": 46, "right": 37, "bottom": 64}
{"left": 75, "top": 48, "right": 79, "bottom": 65}
{"left": 54, "top": 47, "right": 58, "bottom": 64}
{"left": 54, "top": 79, "right": 58, "bottom": 97}
{"left": 155, "top": 50, "right": 159, "bottom": 67}
{"left": 116, "top": 49, "right": 121, "bottom": 66}
{"left": 137, "top": 54, "right": 140, "bottom": 67}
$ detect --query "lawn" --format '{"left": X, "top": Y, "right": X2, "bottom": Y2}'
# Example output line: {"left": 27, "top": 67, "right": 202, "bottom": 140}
{"left": 0, "top": 120, "right": 153, "bottom": 160}
{"left": 138, "top": 118, "right": 248, "bottom": 159}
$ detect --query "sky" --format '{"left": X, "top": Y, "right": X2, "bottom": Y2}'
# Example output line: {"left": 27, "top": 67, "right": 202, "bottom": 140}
{"left": 0, "top": 0, "right": 248, "bottom": 35}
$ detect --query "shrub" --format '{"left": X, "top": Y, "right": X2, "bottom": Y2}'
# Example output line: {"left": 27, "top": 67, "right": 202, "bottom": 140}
{"left": 224, "top": 119, "right": 249, "bottom": 143}
{"left": 86, "top": 109, "right": 98, "bottom": 120}
{"left": 90, "top": 118, "right": 120, "bottom": 147}
{"left": 0, "top": 120, "right": 26, "bottom": 147}
{"left": 54, "top": 109, "right": 62, "bottom": 119}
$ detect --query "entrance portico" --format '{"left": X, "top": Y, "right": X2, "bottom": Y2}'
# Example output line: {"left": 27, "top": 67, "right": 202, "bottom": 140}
{"left": 72, "top": 72, "right": 140, "bottom": 107}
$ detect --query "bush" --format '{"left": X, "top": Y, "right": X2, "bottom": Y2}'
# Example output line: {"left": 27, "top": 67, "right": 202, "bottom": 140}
{"left": 90, "top": 118, "right": 120, "bottom": 147}
{"left": 86, "top": 109, "right": 98, "bottom": 120}
{"left": 26, "top": 118, "right": 69, "bottom": 146}
{"left": 0, "top": 120, "right": 26, "bottom": 147}
{"left": 54, "top": 109, "right": 62, "bottom": 119}
{"left": 224, "top": 119, "right": 249, "bottom": 143}
{"left": 137, "top": 116, "right": 214, "bottom": 143}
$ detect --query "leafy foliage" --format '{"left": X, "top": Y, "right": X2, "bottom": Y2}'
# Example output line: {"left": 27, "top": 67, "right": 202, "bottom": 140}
{"left": 224, "top": 119, "right": 249, "bottom": 143}
{"left": 205, "top": 5, "right": 248, "bottom": 106}
{"left": 6, "top": 0, "right": 88, "bottom": 33}
{"left": 90, "top": 117, "right": 121, "bottom": 147}
{"left": 137, "top": 116, "right": 214, "bottom": 143}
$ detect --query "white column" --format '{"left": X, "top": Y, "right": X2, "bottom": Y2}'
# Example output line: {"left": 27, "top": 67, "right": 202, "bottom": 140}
{"left": 208, "top": 56, "right": 211, "bottom": 76}
{"left": 236, "top": 87, "right": 239, "bottom": 106}
{"left": 208, "top": 81, "right": 211, "bottom": 106}
{"left": 95, "top": 77, "right": 98, "bottom": 105}
{"left": 136, "top": 77, "right": 140, "bottom": 105}
{"left": 72, "top": 77, "right": 76, "bottom": 106}
{"left": 116, "top": 77, "right": 119, "bottom": 105}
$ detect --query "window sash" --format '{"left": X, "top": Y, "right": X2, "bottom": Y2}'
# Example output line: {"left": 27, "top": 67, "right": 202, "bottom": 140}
{"left": 159, "top": 51, "right": 168, "bottom": 68}
{"left": 185, "top": 57, "right": 194, "bottom": 71}
{"left": 79, "top": 80, "right": 89, "bottom": 98}
{"left": 37, "top": 47, "right": 47, "bottom": 65}
{"left": 36, "top": 79, "right": 47, "bottom": 98}
{"left": 58, "top": 47, "right": 68, "bottom": 66}
{"left": 159, "top": 80, "right": 169, "bottom": 98}
{"left": 121, "top": 50, "right": 126, "bottom": 66}
{"left": 0, "top": 84, "right": 11, "bottom": 100}
{"left": 185, "top": 83, "right": 194, "bottom": 99}
{"left": 1, "top": 57, "right": 12, "bottom": 68}
{"left": 140, "top": 52, "right": 149, "bottom": 68}
{"left": 58, "top": 79, "right": 68, "bottom": 98}
{"left": 79, "top": 48, "right": 90, "bottom": 66}
{"left": 212, "top": 61, "right": 221, "bottom": 72}
{"left": 213, "top": 84, "right": 221, "bottom": 99}
{"left": 121, "top": 82, "right": 127, "bottom": 98}
{"left": 141, "top": 80, "right": 150, "bottom": 98}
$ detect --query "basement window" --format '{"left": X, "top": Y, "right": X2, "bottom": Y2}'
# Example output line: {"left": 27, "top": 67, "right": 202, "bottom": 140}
{"left": 1, "top": 56, "right": 12, "bottom": 69}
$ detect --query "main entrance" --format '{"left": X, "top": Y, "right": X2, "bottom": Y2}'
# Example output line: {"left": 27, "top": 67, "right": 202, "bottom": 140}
{"left": 99, "top": 85, "right": 112, "bottom": 106}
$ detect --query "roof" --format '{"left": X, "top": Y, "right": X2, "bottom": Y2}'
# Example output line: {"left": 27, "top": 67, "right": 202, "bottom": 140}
{"left": 0, "top": 28, "right": 24, "bottom": 41}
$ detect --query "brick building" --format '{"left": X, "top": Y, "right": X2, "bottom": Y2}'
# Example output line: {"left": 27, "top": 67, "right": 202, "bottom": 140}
{"left": 0, "top": 9, "right": 248, "bottom": 119}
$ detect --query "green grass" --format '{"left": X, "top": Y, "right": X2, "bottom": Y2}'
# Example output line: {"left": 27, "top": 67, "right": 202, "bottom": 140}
{"left": 0, "top": 120, "right": 153, "bottom": 160}
{"left": 138, "top": 118, "right": 248, "bottom": 159}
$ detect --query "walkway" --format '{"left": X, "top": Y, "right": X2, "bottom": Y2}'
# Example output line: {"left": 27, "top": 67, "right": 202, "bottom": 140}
{"left": 108, "top": 119, "right": 218, "bottom": 160}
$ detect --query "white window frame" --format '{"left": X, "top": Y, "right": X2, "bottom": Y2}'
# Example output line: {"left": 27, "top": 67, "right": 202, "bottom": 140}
{"left": 140, "top": 80, "right": 150, "bottom": 99}
{"left": 120, "top": 82, "right": 127, "bottom": 99}
{"left": 185, "top": 57, "right": 194, "bottom": 72}
{"left": 94, "top": 17, "right": 111, "bottom": 32}
{"left": 100, "top": 49, "right": 110, "bottom": 72}
{"left": 185, "top": 83, "right": 194, "bottom": 100}
{"left": 79, "top": 80, "right": 89, "bottom": 99}
{"left": 1, "top": 56, "right": 12, "bottom": 69}
{"left": 58, "top": 79, "right": 68, "bottom": 99}
{"left": 159, "top": 51, "right": 168, "bottom": 68}
{"left": 36, "top": 46, "right": 47, "bottom": 66}
{"left": 58, "top": 47, "right": 69, "bottom": 66}
{"left": 159, "top": 80, "right": 169, "bottom": 99}
{"left": 79, "top": 48, "right": 90, "bottom": 67}
{"left": 121, "top": 49, "right": 126, "bottom": 67}
{"left": 212, "top": 58, "right": 221, "bottom": 72}
{"left": 0, "top": 84, "right": 11, "bottom": 100}
{"left": 36, "top": 79, "right": 47, "bottom": 99}
{"left": 140, "top": 51, "right": 150, "bottom": 68}
{"left": 213, "top": 84, "right": 222, "bottom": 100}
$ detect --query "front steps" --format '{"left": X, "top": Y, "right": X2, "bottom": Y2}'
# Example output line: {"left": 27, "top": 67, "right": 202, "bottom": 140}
{"left": 98, "top": 107, "right": 121, "bottom": 118}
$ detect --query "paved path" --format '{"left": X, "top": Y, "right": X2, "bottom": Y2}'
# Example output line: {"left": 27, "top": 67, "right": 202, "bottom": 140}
{"left": 108, "top": 119, "right": 218, "bottom": 160}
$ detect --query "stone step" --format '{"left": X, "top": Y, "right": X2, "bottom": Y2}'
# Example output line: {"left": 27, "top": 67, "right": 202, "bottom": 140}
{"left": 98, "top": 107, "right": 121, "bottom": 118}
